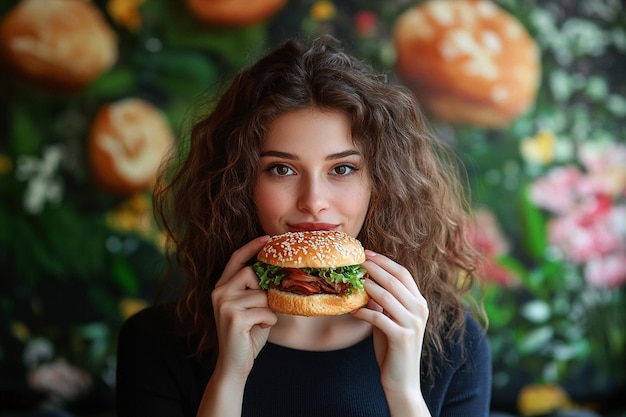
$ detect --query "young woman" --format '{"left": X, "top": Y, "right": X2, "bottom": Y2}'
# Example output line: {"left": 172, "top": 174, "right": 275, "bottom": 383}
{"left": 116, "top": 36, "right": 492, "bottom": 417}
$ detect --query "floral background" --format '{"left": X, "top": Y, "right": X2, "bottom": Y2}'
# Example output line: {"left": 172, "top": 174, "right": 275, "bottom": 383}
{"left": 0, "top": 0, "right": 624, "bottom": 416}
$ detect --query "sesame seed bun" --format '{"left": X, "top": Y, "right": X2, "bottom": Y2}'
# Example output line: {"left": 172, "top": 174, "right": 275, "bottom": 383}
{"left": 257, "top": 231, "right": 366, "bottom": 269}
{"left": 256, "top": 231, "right": 369, "bottom": 316}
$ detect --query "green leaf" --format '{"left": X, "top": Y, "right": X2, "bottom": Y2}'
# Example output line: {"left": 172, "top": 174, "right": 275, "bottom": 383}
{"left": 496, "top": 254, "right": 529, "bottom": 282}
{"left": 11, "top": 103, "right": 45, "bottom": 155}
{"left": 146, "top": 51, "right": 219, "bottom": 97}
{"left": 160, "top": 4, "right": 268, "bottom": 68}
{"left": 518, "top": 183, "right": 547, "bottom": 261}
{"left": 111, "top": 255, "right": 140, "bottom": 295}
{"left": 519, "top": 326, "right": 554, "bottom": 354}
{"left": 252, "top": 262, "right": 367, "bottom": 294}
{"left": 83, "top": 67, "right": 137, "bottom": 97}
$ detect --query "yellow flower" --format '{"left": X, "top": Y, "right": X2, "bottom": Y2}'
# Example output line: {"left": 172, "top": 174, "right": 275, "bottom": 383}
{"left": 119, "top": 298, "right": 149, "bottom": 319}
{"left": 105, "top": 194, "right": 168, "bottom": 250}
{"left": 310, "top": 0, "right": 336, "bottom": 21}
{"left": 0, "top": 154, "right": 12, "bottom": 175}
{"left": 520, "top": 130, "right": 556, "bottom": 165}
{"left": 107, "top": 0, "right": 145, "bottom": 32}
{"left": 11, "top": 321, "right": 30, "bottom": 342}
{"left": 606, "top": 166, "right": 626, "bottom": 197}
{"left": 517, "top": 384, "right": 572, "bottom": 416}
{"left": 106, "top": 194, "right": 152, "bottom": 235}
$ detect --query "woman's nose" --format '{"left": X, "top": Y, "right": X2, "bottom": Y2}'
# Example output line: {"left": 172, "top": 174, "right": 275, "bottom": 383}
{"left": 297, "top": 176, "right": 330, "bottom": 215}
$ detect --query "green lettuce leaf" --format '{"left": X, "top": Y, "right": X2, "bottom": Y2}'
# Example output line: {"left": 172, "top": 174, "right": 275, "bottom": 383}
{"left": 252, "top": 262, "right": 367, "bottom": 293}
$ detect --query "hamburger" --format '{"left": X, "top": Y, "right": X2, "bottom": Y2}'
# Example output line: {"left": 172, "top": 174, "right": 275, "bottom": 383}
{"left": 253, "top": 231, "right": 369, "bottom": 316}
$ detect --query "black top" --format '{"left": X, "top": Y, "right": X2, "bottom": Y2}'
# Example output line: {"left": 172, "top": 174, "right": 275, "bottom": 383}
{"left": 116, "top": 304, "right": 492, "bottom": 417}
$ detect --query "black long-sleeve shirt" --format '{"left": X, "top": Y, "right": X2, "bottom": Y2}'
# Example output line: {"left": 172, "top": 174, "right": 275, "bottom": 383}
{"left": 116, "top": 304, "right": 491, "bottom": 417}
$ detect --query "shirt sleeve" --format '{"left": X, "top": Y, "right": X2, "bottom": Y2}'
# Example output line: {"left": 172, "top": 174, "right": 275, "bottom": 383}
{"left": 440, "top": 312, "right": 493, "bottom": 417}
{"left": 116, "top": 306, "right": 196, "bottom": 417}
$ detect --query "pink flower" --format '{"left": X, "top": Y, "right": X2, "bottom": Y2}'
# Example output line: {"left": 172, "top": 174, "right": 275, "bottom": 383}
{"left": 477, "top": 261, "right": 519, "bottom": 288}
{"left": 579, "top": 143, "right": 626, "bottom": 198}
{"left": 466, "top": 210, "right": 518, "bottom": 286}
{"left": 467, "top": 211, "right": 509, "bottom": 256}
{"left": 529, "top": 166, "right": 584, "bottom": 214}
{"left": 579, "top": 142, "right": 626, "bottom": 175}
{"left": 585, "top": 253, "right": 626, "bottom": 288}
{"left": 548, "top": 200, "right": 625, "bottom": 263}
{"left": 354, "top": 11, "right": 378, "bottom": 38}
{"left": 576, "top": 193, "right": 613, "bottom": 227}
{"left": 27, "top": 359, "right": 92, "bottom": 401}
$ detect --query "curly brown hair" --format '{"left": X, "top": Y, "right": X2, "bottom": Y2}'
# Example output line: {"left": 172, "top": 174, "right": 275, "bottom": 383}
{"left": 154, "top": 35, "right": 479, "bottom": 376}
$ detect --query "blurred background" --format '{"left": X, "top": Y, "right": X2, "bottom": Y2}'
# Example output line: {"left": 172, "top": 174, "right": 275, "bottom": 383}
{"left": 0, "top": 0, "right": 624, "bottom": 416}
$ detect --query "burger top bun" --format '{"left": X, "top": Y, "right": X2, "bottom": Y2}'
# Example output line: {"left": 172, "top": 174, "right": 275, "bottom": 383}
{"left": 257, "top": 231, "right": 366, "bottom": 269}
{"left": 394, "top": 0, "right": 541, "bottom": 128}
{"left": 186, "top": 0, "right": 287, "bottom": 27}
{"left": 0, "top": 0, "right": 117, "bottom": 92}
{"left": 88, "top": 98, "right": 174, "bottom": 196}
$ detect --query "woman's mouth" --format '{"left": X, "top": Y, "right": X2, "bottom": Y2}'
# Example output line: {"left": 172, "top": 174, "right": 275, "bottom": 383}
{"left": 288, "top": 223, "right": 338, "bottom": 232}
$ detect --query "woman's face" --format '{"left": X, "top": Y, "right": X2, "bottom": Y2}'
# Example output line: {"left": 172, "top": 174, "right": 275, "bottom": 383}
{"left": 253, "top": 108, "right": 372, "bottom": 238}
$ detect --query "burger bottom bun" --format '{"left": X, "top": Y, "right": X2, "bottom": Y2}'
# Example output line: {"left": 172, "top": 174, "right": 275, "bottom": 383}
{"left": 267, "top": 287, "right": 369, "bottom": 316}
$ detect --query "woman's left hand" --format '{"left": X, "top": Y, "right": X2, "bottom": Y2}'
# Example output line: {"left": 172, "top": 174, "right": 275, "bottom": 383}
{"left": 351, "top": 250, "right": 428, "bottom": 401}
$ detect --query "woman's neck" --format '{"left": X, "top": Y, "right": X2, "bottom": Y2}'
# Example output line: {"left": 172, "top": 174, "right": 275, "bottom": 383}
{"left": 268, "top": 313, "right": 372, "bottom": 351}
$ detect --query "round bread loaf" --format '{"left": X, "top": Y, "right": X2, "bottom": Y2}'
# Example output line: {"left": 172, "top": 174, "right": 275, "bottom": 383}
{"left": 257, "top": 230, "right": 366, "bottom": 269}
{"left": 394, "top": 0, "right": 541, "bottom": 128}
{"left": 0, "top": 0, "right": 117, "bottom": 92}
{"left": 186, "top": 0, "right": 287, "bottom": 27}
{"left": 267, "top": 287, "right": 370, "bottom": 317}
{"left": 88, "top": 98, "right": 174, "bottom": 196}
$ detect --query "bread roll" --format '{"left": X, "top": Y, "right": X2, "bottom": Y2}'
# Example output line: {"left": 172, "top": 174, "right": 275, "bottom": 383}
{"left": 88, "top": 98, "right": 174, "bottom": 196}
{"left": 257, "top": 230, "right": 366, "bottom": 269}
{"left": 0, "top": 0, "right": 117, "bottom": 92}
{"left": 268, "top": 287, "right": 370, "bottom": 316}
{"left": 394, "top": 0, "right": 541, "bottom": 128}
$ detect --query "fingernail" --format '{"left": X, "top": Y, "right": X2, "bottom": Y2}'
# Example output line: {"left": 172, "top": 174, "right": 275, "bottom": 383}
{"left": 365, "top": 249, "right": 377, "bottom": 257}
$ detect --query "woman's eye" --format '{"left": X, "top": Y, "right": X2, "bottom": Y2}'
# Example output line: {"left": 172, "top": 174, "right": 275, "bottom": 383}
{"left": 331, "top": 164, "right": 358, "bottom": 176}
{"left": 268, "top": 164, "right": 294, "bottom": 176}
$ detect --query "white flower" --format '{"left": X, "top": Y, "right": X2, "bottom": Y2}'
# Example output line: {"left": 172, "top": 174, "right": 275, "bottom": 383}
{"left": 15, "top": 145, "right": 65, "bottom": 214}
{"left": 23, "top": 337, "right": 54, "bottom": 368}
{"left": 522, "top": 300, "right": 552, "bottom": 323}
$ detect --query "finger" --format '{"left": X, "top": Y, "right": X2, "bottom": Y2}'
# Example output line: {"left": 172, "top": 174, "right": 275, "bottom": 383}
{"left": 364, "top": 250, "right": 420, "bottom": 295}
{"left": 351, "top": 298, "right": 395, "bottom": 330}
{"left": 214, "top": 291, "right": 277, "bottom": 336}
{"left": 220, "top": 304, "right": 278, "bottom": 331}
{"left": 217, "top": 288, "right": 270, "bottom": 312}
{"left": 361, "top": 277, "right": 415, "bottom": 326}
{"left": 212, "top": 271, "right": 266, "bottom": 309}
{"left": 354, "top": 280, "right": 428, "bottom": 347}
{"left": 363, "top": 259, "right": 424, "bottom": 317}
{"left": 216, "top": 235, "right": 270, "bottom": 287}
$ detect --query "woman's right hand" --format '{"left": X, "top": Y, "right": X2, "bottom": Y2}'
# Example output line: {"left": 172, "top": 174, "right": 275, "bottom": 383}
{"left": 211, "top": 235, "right": 277, "bottom": 381}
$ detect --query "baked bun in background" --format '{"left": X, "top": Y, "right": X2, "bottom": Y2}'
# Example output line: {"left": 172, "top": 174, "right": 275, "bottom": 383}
{"left": 88, "top": 98, "right": 175, "bottom": 196}
{"left": 394, "top": 0, "right": 541, "bottom": 128}
{"left": 254, "top": 231, "right": 370, "bottom": 316}
{"left": 0, "top": 0, "right": 117, "bottom": 92}
{"left": 186, "top": 0, "right": 287, "bottom": 27}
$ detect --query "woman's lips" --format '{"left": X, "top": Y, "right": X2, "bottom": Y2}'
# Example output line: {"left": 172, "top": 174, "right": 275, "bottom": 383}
{"left": 288, "top": 223, "right": 338, "bottom": 232}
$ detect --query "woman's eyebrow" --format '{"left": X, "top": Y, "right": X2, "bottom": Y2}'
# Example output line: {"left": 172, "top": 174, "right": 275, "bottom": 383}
{"left": 326, "top": 150, "right": 361, "bottom": 160}
{"left": 259, "top": 150, "right": 297, "bottom": 159}
{"left": 259, "top": 149, "right": 361, "bottom": 160}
